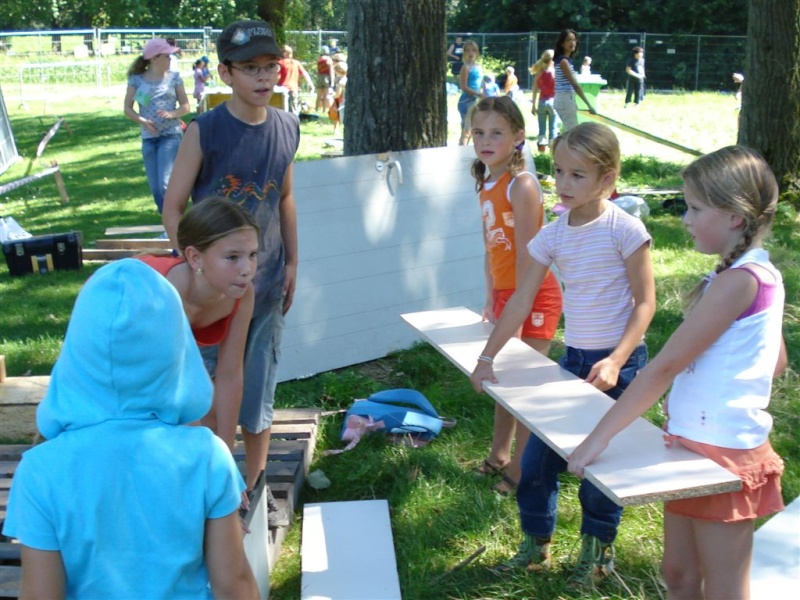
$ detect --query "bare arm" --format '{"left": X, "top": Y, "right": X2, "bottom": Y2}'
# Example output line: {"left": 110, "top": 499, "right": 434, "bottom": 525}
{"left": 205, "top": 512, "right": 259, "bottom": 599}
{"left": 279, "top": 163, "right": 298, "bottom": 315}
{"left": 568, "top": 267, "right": 759, "bottom": 477}
{"left": 206, "top": 286, "right": 255, "bottom": 450}
{"left": 300, "top": 65, "right": 315, "bottom": 91}
{"left": 19, "top": 546, "right": 65, "bottom": 600}
{"left": 775, "top": 335, "right": 788, "bottom": 377}
{"left": 482, "top": 251, "right": 494, "bottom": 322}
{"left": 585, "top": 242, "right": 656, "bottom": 391}
{"left": 447, "top": 44, "right": 458, "bottom": 60}
{"left": 560, "top": 58, "right": 596, "bottom": 113}
{"left": 162, "top": 121, "right": 203, "bottom": 245}
{"left": 470, "top": 259, "right": 550, "bottom": 392}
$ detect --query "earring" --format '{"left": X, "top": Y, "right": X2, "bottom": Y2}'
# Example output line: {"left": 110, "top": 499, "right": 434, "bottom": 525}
{"left": 195, "top": 267, "right": 203, "bottom": 275}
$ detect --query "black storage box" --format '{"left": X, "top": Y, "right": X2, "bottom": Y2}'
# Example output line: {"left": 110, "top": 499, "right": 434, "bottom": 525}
{"left": 2, "top": 231, "right": 83, "bottom": 276}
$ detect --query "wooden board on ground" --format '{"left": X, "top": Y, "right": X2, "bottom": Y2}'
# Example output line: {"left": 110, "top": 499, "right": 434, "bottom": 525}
{"left": 94, "top": 239, "right": 172, "bottom": 250}
{"left": 302, "top": 500, "right": 402, "bottom": 600}
{"left": 0, "top": 376, "right": 49, "bottom": 405}
{"left": 751, "top": 495, "right": 800, "bottom": 598}
{"left": 104, "top": 225, "right": 164, "bottom": 236}
{"left": 402, "top": 307, "right": 741, "bottom": 506}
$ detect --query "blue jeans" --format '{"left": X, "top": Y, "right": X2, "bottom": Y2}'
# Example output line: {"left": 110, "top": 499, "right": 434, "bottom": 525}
{"left": 537, "top": 98, "right": 557, "bottom": 143}
{"left": 141, "top": 134, "right": 181, "bottom": 213}
{"left": 516, "top": 344, "right": 648, "bottom": 543}
{"left": 458, "top": 94, "right": 476, "bottom": 131}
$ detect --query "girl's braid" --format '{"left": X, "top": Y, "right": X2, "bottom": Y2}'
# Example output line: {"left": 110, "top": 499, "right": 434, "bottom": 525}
{"left": 714, "top": 216, "right": 758, "bottom": 275}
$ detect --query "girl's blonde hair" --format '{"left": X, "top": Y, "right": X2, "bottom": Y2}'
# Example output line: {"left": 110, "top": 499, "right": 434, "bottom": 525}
{"left": 551, "top": 122, "right": 620, "bottom": 196}
{"left": 682, "top": 146, "right": 779, "bottom": 312}
{"left": 468, "top": 96, "right": 526, "bottom": 191}
{"left": 462, "top": 39, "right": 480, "bottom": 59}
{"left": 530, "top": 49, "right": 554, "bottom": 75}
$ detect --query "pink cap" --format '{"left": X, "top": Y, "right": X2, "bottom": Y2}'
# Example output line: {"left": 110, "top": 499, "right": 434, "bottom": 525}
{"left": 143, "top": 38, "right": 179, "bottom": 60}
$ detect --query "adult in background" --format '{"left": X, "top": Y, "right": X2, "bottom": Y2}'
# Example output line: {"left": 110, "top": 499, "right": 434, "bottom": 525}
{"left": 278, "top": 45, "right": 315, "bottom": 114}
{"left": 124, "top": 38, "right": 189, "bottom": 214}
{"left": 624, "top": 46, "right": 646, "bottom": 108}
{"left": 447, "top": 35, "right": 465, "bottom": 78}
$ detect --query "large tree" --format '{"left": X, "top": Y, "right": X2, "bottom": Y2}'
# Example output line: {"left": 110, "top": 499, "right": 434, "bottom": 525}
{"left": 344, "top": 0, "right": 447, "bottom": 155}
{"left": 739, "top": 0, "right": 800, "bottom": 197}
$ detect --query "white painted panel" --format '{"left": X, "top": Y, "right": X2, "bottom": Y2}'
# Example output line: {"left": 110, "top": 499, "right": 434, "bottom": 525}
{"left": 302, "top": 500, "right": 402, "bottom": 600}
{"left": 402, "top": 307, "right": 742, "bottom": 506}
{"left": 751, "top": 496, "right": 800, "bottom": 598}
{"left": 280, "top": 146, "right": 484, "bottom": 382}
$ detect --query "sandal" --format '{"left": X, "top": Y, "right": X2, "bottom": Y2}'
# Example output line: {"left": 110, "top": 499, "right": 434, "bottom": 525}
{"left": 494, "top": 472, "right": 518, "bottom": 496}
{"left": 474, "top": 459, "right": 506, "bottom": 477}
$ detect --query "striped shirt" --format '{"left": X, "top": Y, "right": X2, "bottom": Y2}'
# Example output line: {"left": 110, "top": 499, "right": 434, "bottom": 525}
{"left": 553, "top": 54, "right": 574, "bottom": 94}
{"left": 527, "top": 202, "right": 651, "bottom": 349}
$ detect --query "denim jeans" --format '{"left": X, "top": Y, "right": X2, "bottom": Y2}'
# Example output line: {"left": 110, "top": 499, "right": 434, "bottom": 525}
{"left": 141, "top": 134, "right": 181, "bottom": 213}
{"left": 516, "top": 344, "right": 648, "bottom": 543}
{"left": 537, "top": 98, "right": 558, "bottom": 143}
{"left": 200, "top": 297, "right": 284, "bottom": 434}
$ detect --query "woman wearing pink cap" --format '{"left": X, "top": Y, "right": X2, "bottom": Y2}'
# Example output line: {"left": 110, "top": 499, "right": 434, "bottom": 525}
{"left": 124, "top": 38, "right": 190, "bottom": 214}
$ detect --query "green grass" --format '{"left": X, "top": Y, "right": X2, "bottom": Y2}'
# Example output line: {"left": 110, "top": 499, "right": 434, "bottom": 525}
{"left": 1, "top": 88, "right": 798, "bottom": 600}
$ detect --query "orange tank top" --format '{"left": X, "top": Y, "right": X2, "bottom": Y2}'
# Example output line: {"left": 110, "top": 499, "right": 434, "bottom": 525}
{"left": 480, "top": 171, "right": 545, "bottom": 290}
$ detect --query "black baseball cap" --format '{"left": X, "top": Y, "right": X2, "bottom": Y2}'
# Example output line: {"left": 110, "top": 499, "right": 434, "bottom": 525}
{"left": 217, "top": 20, "right": 282, "bottom": 63}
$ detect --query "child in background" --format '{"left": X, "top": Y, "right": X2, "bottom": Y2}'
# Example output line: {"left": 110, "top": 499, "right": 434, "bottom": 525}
{"left": 483, "top": 74, "right": 500, "bottom": 97}
{"left": 469, "top": 96, "right": 563, "bottom": 494}
{"left": 530, "top": 49, "right": 559, "bottom": 148}
{"left": 581, "top": 56, "right": 592, "bottom": 75}
{"left": 329, "top": 61, "right": 348, "bottom": 136}
{"left": 471, "top": 122, "right": 655, "bottom": 588}
{"left": 553, "top": 29, "right": 596, "bottom": 131}
{"left": 2, "top": 259, "right": 258, "bottom": 599}
{"left": 193, "top": 58, "right": 210, "bottom": 113}
{"left": 123, "top": 38, "right": 190, "bottom": 214}
{"left": 163, "top": 19, "right": 300, "bottom": 529}
{"left": 138, "top": 197, "right": 258, "bottom": 452}
{"left": 569, "top": 146, "right": 787, "bottom": 599}
{"left": 624, "top": 46, "right": 646, "bottom": 107}
{"left": 503, "top": 66, "right": 520, "bottom": 100}
{"left": 457, "top": 40, "right": 484, "bottom": 145}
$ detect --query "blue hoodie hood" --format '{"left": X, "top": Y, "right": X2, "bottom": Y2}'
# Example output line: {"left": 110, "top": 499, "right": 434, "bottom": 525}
{"left": 37, "top": 259, "right": 213, "bottom": 439}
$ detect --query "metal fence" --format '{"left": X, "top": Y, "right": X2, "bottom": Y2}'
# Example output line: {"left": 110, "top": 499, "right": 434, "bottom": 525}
{"left": 0, "top": 28, "right": 746, "bottom": 93}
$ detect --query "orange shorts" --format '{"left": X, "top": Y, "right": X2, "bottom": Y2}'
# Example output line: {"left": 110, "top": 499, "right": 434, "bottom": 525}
{"left": 664, "top": 436, "right": 785, "bottom": 522}
{"left": 493, "top": 271, "right": 563, "bottom": 340}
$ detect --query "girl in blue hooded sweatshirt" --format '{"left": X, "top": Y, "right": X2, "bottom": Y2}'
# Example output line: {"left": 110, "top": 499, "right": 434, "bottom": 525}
{"left": 2, "top": 259, "right": 259, "bottom": 599}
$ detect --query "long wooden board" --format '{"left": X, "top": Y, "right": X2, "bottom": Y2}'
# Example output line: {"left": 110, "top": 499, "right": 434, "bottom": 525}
{"left": 0, "top": 376, "right": 49, "bottom": 405}
{"left": 584, "top": 112, "right": 703, "bottom": 156}
{"left": 402, "top": 307, "right": 741, "bottom": 506}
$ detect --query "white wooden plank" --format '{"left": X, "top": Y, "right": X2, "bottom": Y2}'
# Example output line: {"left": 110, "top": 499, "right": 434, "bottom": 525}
{"left": 401, "top": 307, "right": 742, "bottom": 506}
{"left": 279, "top": 145, "right": 482, "bottom": 382}
{"left": 242, "top": 479, "right": 271, "bottom": 600}
{"left": 751, "top": 496, "right": 800, "bottom": 598}
{"left": 302, "top": 500, "right": 401, "bottom": 600}
{"left": 0, "top": 376, "right": 50, "bottom": 405}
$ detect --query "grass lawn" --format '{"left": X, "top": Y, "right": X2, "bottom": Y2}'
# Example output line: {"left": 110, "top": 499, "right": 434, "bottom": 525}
{"left": 1, "top": 85, "right": 798, "bottom": 599}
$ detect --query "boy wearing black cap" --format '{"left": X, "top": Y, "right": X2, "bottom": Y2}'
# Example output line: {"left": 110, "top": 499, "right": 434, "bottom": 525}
{"left": 163, "top": 19, "right": 299, "bottom": 529}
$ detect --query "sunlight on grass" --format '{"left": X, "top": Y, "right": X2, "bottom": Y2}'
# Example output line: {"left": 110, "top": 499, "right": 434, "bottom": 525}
{"left": 2, "top": 85, "right": 797, "bottom": 600}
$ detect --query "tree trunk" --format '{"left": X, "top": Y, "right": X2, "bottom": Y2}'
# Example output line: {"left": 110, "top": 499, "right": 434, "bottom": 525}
{"left": 344, "top": 0, "right": 447, "bottom": 155}
{"left": 739, "top": 0, "right": 800, "bottom": 197}
{"left": 258, "top": 0, "right": 287, "bottom": 35}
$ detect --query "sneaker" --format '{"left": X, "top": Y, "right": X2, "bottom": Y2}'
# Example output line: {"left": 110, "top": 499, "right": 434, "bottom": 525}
{"left": 492, "top": 534, "right": 551, "bottom": 573}
{"left": 568, "top": 533, "right": 614, "bottom": 589}
{"left": 266, "top": 486, "right": 290, "bottom": 528}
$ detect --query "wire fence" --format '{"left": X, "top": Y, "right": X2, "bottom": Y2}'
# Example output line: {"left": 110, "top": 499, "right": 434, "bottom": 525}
{"left": 0, "top": 28, "right": 747, "bottom": 95}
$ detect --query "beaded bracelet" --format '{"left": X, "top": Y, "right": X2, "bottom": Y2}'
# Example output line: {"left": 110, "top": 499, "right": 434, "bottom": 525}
{"left": 477, "top": 355, "right": 494, "bottom": 365}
